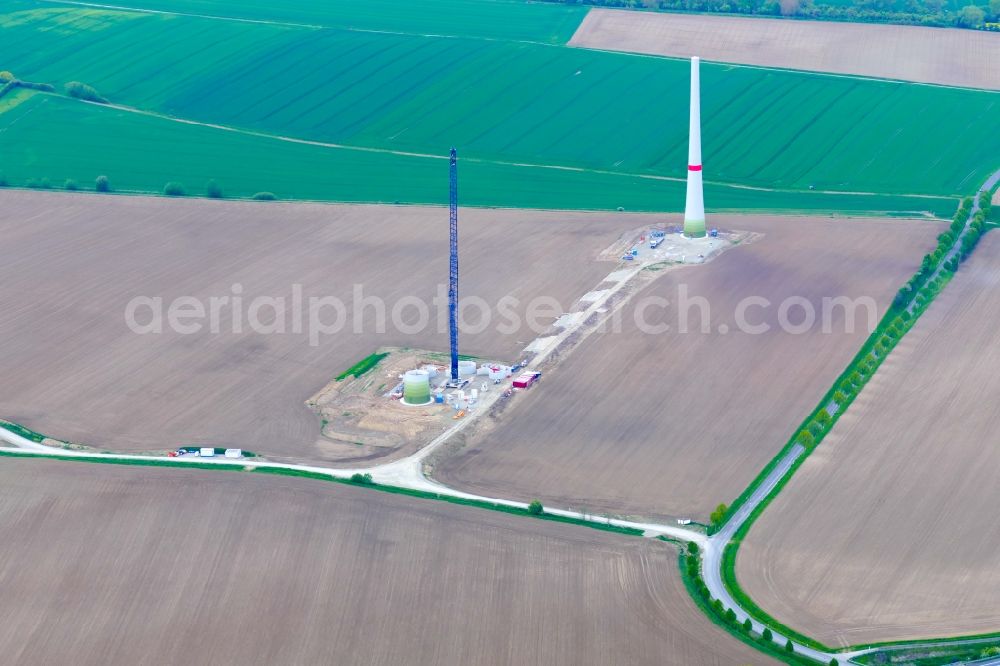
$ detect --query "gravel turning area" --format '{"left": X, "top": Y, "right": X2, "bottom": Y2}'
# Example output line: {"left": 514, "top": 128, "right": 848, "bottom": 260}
{"left": 737, "top": 233, "right": 1000, "bottom": 646}
{"left": 570, "top": 9, "right": 1000, "bottom": 90}
{"left": 0, "top": 457, "right": 779, "bottom": 666}
{"left": 0, "top": 191, "right": 639, "bottom": 462}
{"left": 435, "top": 214, "right": 941, "bottom": 522}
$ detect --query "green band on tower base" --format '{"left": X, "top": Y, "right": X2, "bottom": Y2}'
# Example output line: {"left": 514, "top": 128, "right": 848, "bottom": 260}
{"left": 684, "top": 219, "right": 706, "bottom": 238}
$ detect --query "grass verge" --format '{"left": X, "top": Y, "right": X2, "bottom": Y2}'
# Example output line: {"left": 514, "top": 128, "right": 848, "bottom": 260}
{"left": 335, "top": 352, "right": 389, "bottom": 381}
{"left": 677, "top": 548, "right": 825, "bottom": 665}
{"left": 853, "top": 642, "right": 1000, "bottom": 665}
{"left": 719, "top": 267, "right": 963, "bottom": 653}
{"left": 252, "top": 467, "right": 644, "bottom": 536}
{"left": 0, "top": 449, "right": 246, "bottom": 472}
{"left": 0, "top": 419, "right": 46, "bottom": 443}
{"left": 0, "top": 449, "right": 643, "bottom": 538}
{"left": 709, "top": 192, "right": 993, "bottom": 657}
{"left": 714, "top": 195, "right": 985, "bottom": 533}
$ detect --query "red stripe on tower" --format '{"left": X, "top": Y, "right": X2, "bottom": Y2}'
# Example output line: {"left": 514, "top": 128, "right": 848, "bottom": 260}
{"left": 688, "top": 165, "right": 702, "bottom": 171}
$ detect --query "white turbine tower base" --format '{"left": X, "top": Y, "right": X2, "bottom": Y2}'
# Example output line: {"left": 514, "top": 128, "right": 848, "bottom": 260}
{"left": 683, "top": 56, "right": 706, "bottom": 238}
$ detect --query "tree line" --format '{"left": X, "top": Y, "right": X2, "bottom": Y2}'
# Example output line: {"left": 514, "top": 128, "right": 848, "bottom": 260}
{"left": 547, "top": 0, "right": 1000, "bottom": 30}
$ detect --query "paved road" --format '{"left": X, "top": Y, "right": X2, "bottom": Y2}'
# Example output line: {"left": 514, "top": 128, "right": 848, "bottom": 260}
{"left": 0, "top": 429, "right": 707, "bottom": 546}
{"left": 906, "top": 172, "right": 997, "bottom": 317}
{"left": 971, "top": 657, "right": 1000, "bottom": 666}
{"left": 697, "top": 169, "right": 1000, "bottom": 664}
{"left": 697, "top": 444, "right": 845, "bottom": 662}
{"left": 2, "top": 169, "right": 998, "bottom": 665}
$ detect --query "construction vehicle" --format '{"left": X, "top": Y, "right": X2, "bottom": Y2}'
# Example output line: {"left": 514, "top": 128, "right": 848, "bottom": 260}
{"left": 513, "top": 371, "right": 541, "bottom": 389}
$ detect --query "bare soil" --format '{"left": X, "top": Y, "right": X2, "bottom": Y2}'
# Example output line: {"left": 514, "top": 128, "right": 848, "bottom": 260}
{"left": 434, "top": 214, "right": 941, "bottom": 523}
{"left": 0, "top": 191, "right": 637, "bottom": 463}
{"left": 0, "top": 457, "right": 779, "bottom": 666}
{"left": 737, "top": 233, "right": 1000, "bottom": 646}
{"left": 570, "top": 9, "right": 1000, "bottom": 90}
{"left": 307, "top": 348, "right": 505, "bottom": 463}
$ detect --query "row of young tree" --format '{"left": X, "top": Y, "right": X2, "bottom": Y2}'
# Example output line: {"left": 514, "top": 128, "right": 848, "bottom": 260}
{"left": 791, "top": 194, "right": 988, "bottom": 455}
{"left": 683, "top": 542, "right": 839, "bottom": 665}
{"left": 547, "top": 0, "right": 1000, "bottom": 29}
{"left": 698, "top": 193, "right": 994, "bottom": 663}
{"left": 0, "top": 72, "right": 110, "bottom": 103}
{"left": 0, "top": 174, "right": 278, "bottom": 201}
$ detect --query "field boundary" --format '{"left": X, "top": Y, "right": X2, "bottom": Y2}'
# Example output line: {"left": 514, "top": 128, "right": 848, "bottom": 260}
{"left": 34, "top": 0, "right": 586, "bottom": 46}
{"left": 713, "top": 193, "right": 983, "bottom": 531}
{"left": 0, "top": 182, "right": 994, "bottom": 664}
{"left": 678, "top": 549, "right": 814, "bottom": 665}
{"left": 0, "top": 84, "right": 965, "bottom": 215}
{"left": 703, "top": 172, "right": 1000, "bottom": 662}
{"left": 0, "top": 447, "right": 646, "bottom": 538}
{"left": 35, "top": 1, "right": 1000, "bottom": 92}
{"left": 568, "top": 9, "right": 1000, "bottom": 92}
{"left": 51, "top": 96, "right": 955, "bottom": 204}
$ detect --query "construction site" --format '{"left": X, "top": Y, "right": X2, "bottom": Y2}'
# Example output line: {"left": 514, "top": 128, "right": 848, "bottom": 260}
{"left": 3, "top": 4, "right": 999, "bottom": 663}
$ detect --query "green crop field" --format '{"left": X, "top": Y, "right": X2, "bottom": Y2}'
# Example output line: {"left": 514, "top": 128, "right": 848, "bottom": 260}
{"left": 0, "top": 0, "right": 997, "bottom": 213}
{"left": 0, "top": 89, "right": 955, "bottom": 215}
{"left": 20, "top": 0, "right": 590, "bottom": 42}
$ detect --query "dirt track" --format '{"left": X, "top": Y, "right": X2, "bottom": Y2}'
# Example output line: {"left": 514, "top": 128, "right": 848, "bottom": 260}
{"left": 0, "top": 457, "right": 778, "bottom": 666}
{"left": 435, "top": 214, "right": 940, "bottom": 522}
{"left": 736, "top": 234, "right": 1000, "bottom": 646}
{"left": 0, "top": 191, "right": 639, "bottom": 462}
{"left": 570, "top": 9, "right": 1000, "bottom": 90}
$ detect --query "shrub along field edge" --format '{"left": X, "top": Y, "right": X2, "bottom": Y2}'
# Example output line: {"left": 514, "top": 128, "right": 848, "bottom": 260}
{"left": 712, "top": 196, "right": 979, "bottom": 533}
{"left": 679, "top": 543, "right": 828, "bottom": 665}
{"left": 0, "top": 90, "right": 961, "bottom": 217}
{"left": 0, "top": 446, "right": 643, "bottom": 538}
{"left": 711, "top": 193, "right": 994, "bottom": 656}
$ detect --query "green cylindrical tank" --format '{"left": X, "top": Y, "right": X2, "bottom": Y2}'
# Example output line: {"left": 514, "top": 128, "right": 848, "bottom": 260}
{"left": 403, "top": 370, "right": 431, "bottom": 405}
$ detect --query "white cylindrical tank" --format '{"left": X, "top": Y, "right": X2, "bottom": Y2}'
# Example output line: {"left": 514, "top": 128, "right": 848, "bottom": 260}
{"left": 458, "top": 360, "right": 476, "bottom": 378}
{"left": 402, "top": 369, "right": 431, "bottom": 405}
{"left": 422, "top": 365, "right": 438, "bottom": 379}
{"left": 470, "top": 388, "right": 478, "bottom": 401}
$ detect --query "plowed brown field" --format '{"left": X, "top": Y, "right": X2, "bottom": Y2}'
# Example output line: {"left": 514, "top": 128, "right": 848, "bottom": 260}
{"left": 570, "top": 9, "right": 1000, "bottom": 90}
{"left": 435, "top": 214, "right": 940, "bottom": 522}
{"left": 0, "top": 191, "right": 637, "bottom": 462}
{"left": 0, "top": 457, "right": 779, "bottom": 666}
{"left": 737, "top": 233, "right": 1000, "bottom": 646}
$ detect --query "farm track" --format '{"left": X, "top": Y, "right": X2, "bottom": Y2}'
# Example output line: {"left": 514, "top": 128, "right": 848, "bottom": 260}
{"left": 736, "top": 173, "right": 1000, "bottom": 647}
{"left": 2, "top": 0, "right": 999, "bottom": 659}
{"left": 0, "top": 193, "right": 657, "bottom": 460}
{"left": 77, "top": 99, "right": 954, "bottom": 202}
{"left": 34, "top": 0, "right": 572, "bottom": 44}
{"left": 709, "top": 170, "right": 1000, "bottom": 660}
{"left": 432, "top": 211, "right": 940, "bottom": 521}
{"left": 1, "top": 92, "right": 956, "bottom": 231}
{"left": 5, "top": 1, "right": 999, "bottom": 200}
{"left": 1, "top": 458, "right": 780, "bottom": 666}
{"left": 8, "top": 171, "right": 998, "bottom": 663}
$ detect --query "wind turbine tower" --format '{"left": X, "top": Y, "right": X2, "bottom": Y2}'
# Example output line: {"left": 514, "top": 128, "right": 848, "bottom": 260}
{"left": 683, "top": 56, "right": 706, "bottom": 238}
